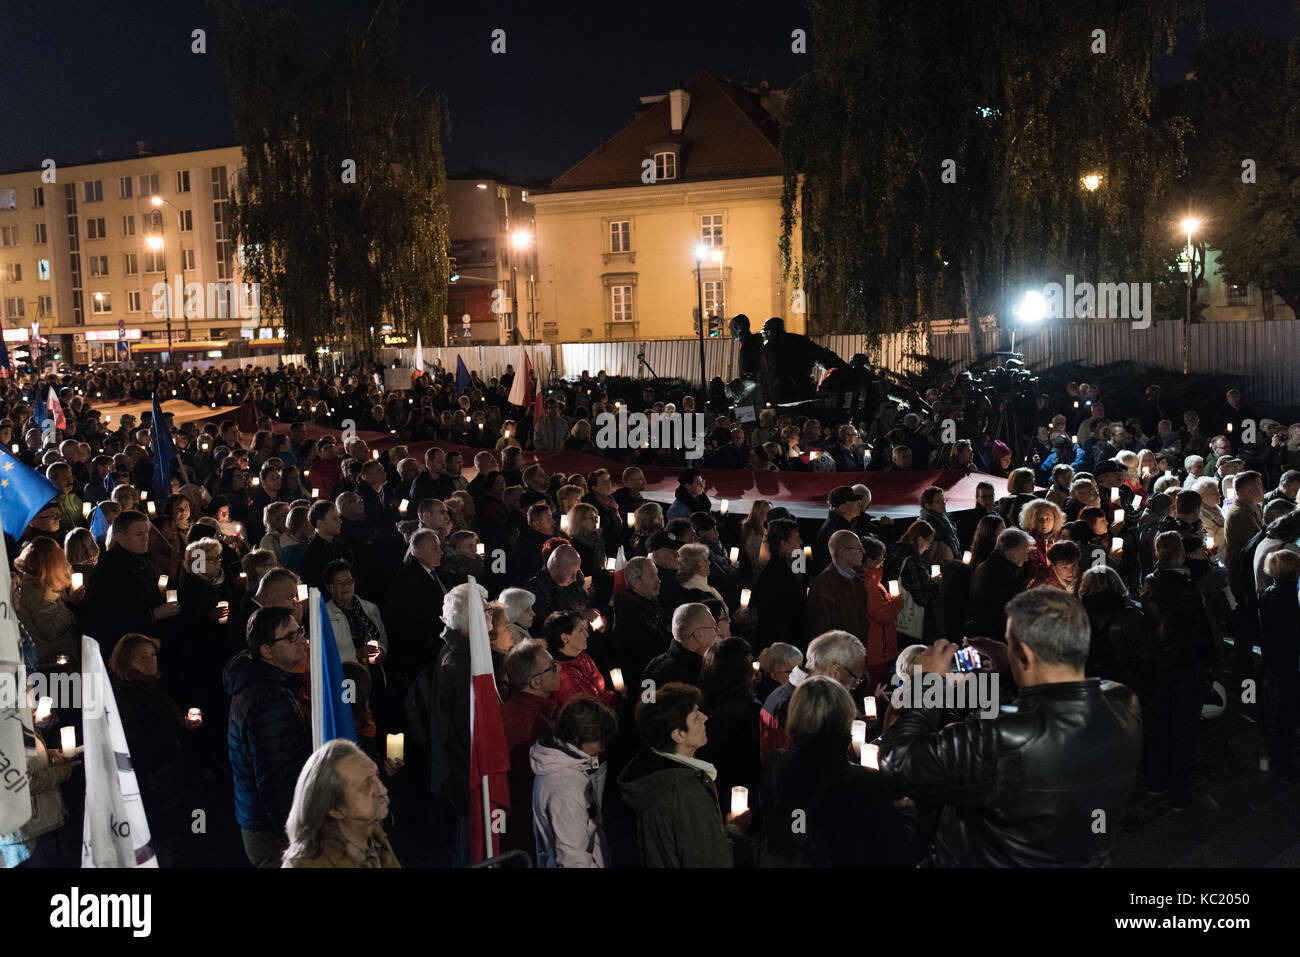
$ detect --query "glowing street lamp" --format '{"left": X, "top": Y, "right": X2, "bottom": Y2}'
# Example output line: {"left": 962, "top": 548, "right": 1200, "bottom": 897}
{"left": 1180, "top": 217, "right": 1201, "bottom": 374}
{"left": 1081, "top": 173, "right": 1102, "bottom": 192}
{"left": 1010, "top": 290, "right": 1047, "bottom": 353}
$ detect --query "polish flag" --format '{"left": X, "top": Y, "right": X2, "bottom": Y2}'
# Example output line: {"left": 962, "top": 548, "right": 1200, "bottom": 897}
{"left": 467, "top": 575, "right": 510, "bottom": 863}
{"left": 508, "top": 348, "right": 534, "bottom": 409}
{"left": 47, "top": 387, "right": 66, "bottom": 431}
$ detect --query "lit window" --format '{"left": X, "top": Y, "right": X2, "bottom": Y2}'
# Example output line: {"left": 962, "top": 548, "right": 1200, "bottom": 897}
{"left": 653, "top": 151, "right": 677, "bottom": 181}
{"left": 91, "top": 293, "right": 112, "bottom": 314}
{"left": 701, "top": 214, "right": 723, "bottom": 247}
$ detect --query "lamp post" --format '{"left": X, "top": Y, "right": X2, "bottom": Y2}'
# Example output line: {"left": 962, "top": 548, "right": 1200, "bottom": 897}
{"left": 1180, "top": 217, "right": 1200, "bottom": 375}
{"left": 1081, "top": 173, "right": 1102, "bottom": 318}
{"left": 151, "top": 196, "right": 190, "bottom": 349}
{"left": 511, "top": 229, "right": 533, "bottom": 342}
{"left": 692, "top": 245, "right": 722, "bottom": 395}
{"left": 1011, "top": 290, "right": 1047, "bottom": 354}
{"left": 145, "top": 234, "right": 171, "bottom": 365}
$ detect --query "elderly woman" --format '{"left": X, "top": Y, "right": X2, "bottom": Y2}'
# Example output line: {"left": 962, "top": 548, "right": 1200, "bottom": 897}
{"left": 14, "top": 538, "right": 84, "bottom": 669}
{"left": 545, "top": 610, "right": 618, "bottom": 711}
{"left": 530, "top": 697, "right": 619, "bottom": 868}
{"left": 1018, "top": 498, "right": 1066, "bottom": 582}
{"left": 498, "top": 587, "right": 537, "bottom": 646}
{"left": 323, "top": 559, "right": 388, "bottom": 666}
{"left": 1189, "top": 476, "right": 1227, "bottom": 553}
{"left": 259, "top": 501, "right": 291, "bottom": 560}
{"left": 629, "top": 502, "right": 665, "bottom": 557}
{"left": 677, "top": 543, "right": 723, "bottom": 603}
{"left": 282, "top": 739, "right": 400, "bottom": 868}
{"left": 761, "top": 675, "right": 917, "bottom": 867}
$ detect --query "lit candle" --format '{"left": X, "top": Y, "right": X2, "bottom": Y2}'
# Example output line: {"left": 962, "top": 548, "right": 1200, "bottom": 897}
{"left": 55, "top": 655, "right": 69, "bottom": 666}
{"left": 560, "top": 515, "right": 570, "bottom": 533}
{"left": 216, "top": 600, "right": 229, "bottom": 623}
{"left": 1109, "top": 487, "right": 1119, "bottom": 503}
{"left": 610, "top": 668, "right": 626, "bottom": 692}
{"left": 157, "top": 574, "right": 169, "bottom": 593}
{"left": 1111, "top": 537, "right": 1123, "bottom": 552}
{"left": 740, "top": 588, "right": 752, "bottom": 608}
{"left": 962, "top": 550, "right": 972, "bottom": 565}
{"left": 930, "top": 564, "right": 940, "bottom": 578}
{"left": 187, "top": 707, "right": 203, "bottom": 722}
{"left": 82, "top": 502, "right": 92, "bottom": 518}
{"left": 303, "top": 469, "right": 311, "bottom": 477}
{"left": 475, "top": 542, "right": 485, "bottom": 557}
{"left": 70, "top": 572, "right": 83, "bottom": 590}
{"left": 312, "top": 487, "right": 320, "bottom": 498}
{"left": 719, "top": 500, "right": 729, "bottom": 515}
{"left": 1227, "top": 422, "right": 1233, "bottom": 433}
{"left": 1071, "top": 435, "right": 1078, "bottom": 444}
{"left": 802, "top": 546, "right": 812, "bottom": 559}
{"left": 9, "top": 444, "right": 15, "bottom": 453}
{"left": 165, "top": 589, "right": 177, "bottom": 603}
{"left": 851, "top": 720, "right": 867, "bottom": 746}
{"left": 61, "top": 726, "right": 76, "bottom": 759}
{"left": 604, "top": 557, "right": 616, "bottom": 571}
{"left": 626, "top": 512, "right": 634, "bottom": 527}
{"left": 1142, "top": 467, "right": 1151, "bottom": 478}
{"left": 35, "top": 697, "right": 53, "bottom": 722}
{"left": 1073, "top": 400, "right": 1079, "bottom": 409}
{"left": 752, "top": 660, "right": 760, "bottom": 672}
{"left": 297, "top": 584, "right": 309, "bottom": 601}
{"left": 386, "top": 733, "right": 404, "bottom": 762}
{"left": 238, "top": 572, "right": 247, "bottom": 582}
{"left": 863, "top": 696, "right": 878, "bottom": 719}
{"left": 1112, "top": 509, "right": 1123, "bottom": 525}
{"left": 861, "top": 743, "right": 880, "bottom": 770}
{"left": 372, "top": 450, "right": 380, "bottom": 459}
{"left": 1203, "top": 534, "right": 1214, "bottom": 550}
{"left": 366, "top": 640, "right": 381, "bottom": 663}
{"left": 139, "top": 490, "right": 147, "bottom": 501}
{"left": 729, "top": 547, "right": 740, "bottom": 564}
{"left": 888, "top": 580, "right": 901, "bottom": 597}
{"left": 591, "top": 614, "right": 604, "bottom": 630}
{"left": 730, "top": 786, "right": 749, "bottom": 817}
{"left": 251, "top": 476, "right": 260, "bottom": 486}
{"left": 146, "top": 501, "right": 156, "bottom": 515}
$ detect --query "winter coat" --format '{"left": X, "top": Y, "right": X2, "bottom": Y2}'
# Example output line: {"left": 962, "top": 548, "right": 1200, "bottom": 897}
{"left": 404, "top": 627, "right": 471, "bottom": 810}
{"left": 862, "top": 566, "right": 904, "bottom": 666}
{"left": 967, "top": 552, "right": 1024, "bottom": 641}
{"left": 86, "top": 544, "right": 166, "bottom": 660}
{"left": 642, "top": 640, "right": 703, "bottom": 690}
{"left": 753, "top": 556, "right": 808, "bottom": 652}
{"left": 696, "top": 696, "right": 762, "bottom": 803}
{"left": 15, "top": 578, "right": 79, "bottom": 668}
{"left": 1081, "top": 592, "right": 1152, "bottom": 689}
{"left": 111, "top": 673, "right": 192, "bottom": 815}
{"left": 554, "top": 650, "right": 617, "bottom": 710}
{"left": 530, "top": 736, "right": 610, "bottom": 867}
{"left": 1140, "top": 565, "right": 1214, "bottom": 669}
{"left": 325, "top": 596, "right": 389, "bottom": 664}
{"left": 618, "top": 748, "right": 733, "bottom": 867}
{"left": 223, "top": 652, "right": 311, "bottom": 833}
{"left": 1257, "top": 576, "right": 1300, "bottom": 674}
{"left": 611, "top": 590, "right": 671, "bottom": 683}
{"left": 383, "top": 558, "right": 449, "bottom": 683}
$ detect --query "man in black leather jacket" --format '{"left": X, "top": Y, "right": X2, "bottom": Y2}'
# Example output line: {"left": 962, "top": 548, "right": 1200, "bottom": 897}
{"left": 883, "top": 587, "right": 1142, "bottom": 866}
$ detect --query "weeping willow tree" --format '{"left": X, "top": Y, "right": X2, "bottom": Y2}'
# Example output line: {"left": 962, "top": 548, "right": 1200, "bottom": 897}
{"left": 781, "top": 0, "right": 1204, "bottom": 338}
{"left": 211, "top": 0, "right": 450, "bottom": 356}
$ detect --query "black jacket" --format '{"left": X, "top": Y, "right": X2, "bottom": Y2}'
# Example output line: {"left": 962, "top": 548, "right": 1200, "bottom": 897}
{"left": 87, "top": 544, "right": 166, "bottom": 660}
{"left": 222, "top": 653, "right": 311, "bottom": 833}
{"left": 383, "top": 557, "right": 450, "bottom": 684}
{"left": 884, "top": 679, "right": 1142, "bottom": 867}
{"left": 299, "top": 534, "right": 356, "bottom": 592}
{"left": 1258, "top": 576, "right": 1300, "bottom": 673}
{"left": 1081, "top": 592, "right": 1152, "bottom": 690}
{"left": 1140, "top": 565, "right": 1214, "bottom": 669}
{"left": 524, "top": 567, "right": 589, "bottom": 637}
{"left": 753, "top": 557, "right": 808, "bottom": 651}
{"left": 812, "top": 512, "right": 852, "bottom": 574}
{"left": 611, "top": 590, "right": 671, "bottom": 685}
{"left": 642, "top": 640, "right": 703, "bottom": 689}
{"left": 967, "top": 552, "right": 1024, "bottom": 641}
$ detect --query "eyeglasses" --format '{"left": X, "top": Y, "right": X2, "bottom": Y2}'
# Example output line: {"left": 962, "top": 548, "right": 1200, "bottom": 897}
{"left": 328, "top": 577, "right": 355, "bottom": 587}
{"left": 837, "top": 663, "right": 864, "bottom": 687}
{"left": 268, "top": 626, "right": 306, "bottom": 645}
{"left": 527, "top": 661, "right": 559, "bottom": 683}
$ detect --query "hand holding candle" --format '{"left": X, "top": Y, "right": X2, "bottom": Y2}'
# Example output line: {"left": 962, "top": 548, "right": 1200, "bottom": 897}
{"left": 730, "top": 786, "right": 748, "bottom": 817}
{"left": 386, "top": 733, "right": 405, "bottom": 762}
{"left": 610, "top": 668, "right": 626, "bottom": 692}
{"left": 740, "top": 588, "right": 752, "bottom": 608}
{"left": 860, "top": 743, "right": 880, "bottom": 770}
{"left": 888, "top": 580, "right": 901, "bottom": 597}
{"left": 70, "top": 572, "right": 84, "bottom": 590}
{"left": 61, "top": 726, "right": 76, "bottom": 759}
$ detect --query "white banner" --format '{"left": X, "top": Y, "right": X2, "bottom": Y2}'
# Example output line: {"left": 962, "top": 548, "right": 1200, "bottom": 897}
{"left": 0, "top": 511, "right": 32, "bottom": 836}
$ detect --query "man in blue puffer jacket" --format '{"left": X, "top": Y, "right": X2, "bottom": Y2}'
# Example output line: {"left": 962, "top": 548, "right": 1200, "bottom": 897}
{"left": 223, "top": 605, "right": 312, "bottom": 867}
{"left": 1037, "top": 434, "right": 1087, "bottom": 486}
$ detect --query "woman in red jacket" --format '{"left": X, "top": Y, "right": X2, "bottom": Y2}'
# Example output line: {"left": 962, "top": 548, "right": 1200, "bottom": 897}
{"left": 1018, "top": 499, "right": 1065, "bottom": 584}
{"left": 544, "top": 610, "right": 619, "bottom": 710}
{"left": 859, "top": 537, "right": 904, "bottom": 690}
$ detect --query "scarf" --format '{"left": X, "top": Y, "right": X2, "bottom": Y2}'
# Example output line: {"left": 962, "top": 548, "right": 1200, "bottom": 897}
{"left": 338, "top": 599, "right": 380, "bottom": 651}
{"left": 674, "top": 486, "right": 711, "bottom": 514}
{"left": 653, "top": 748, "right": 718, "bottom": 781}
{"left": 593, "top": 488, "right": 620, "bottom": 516}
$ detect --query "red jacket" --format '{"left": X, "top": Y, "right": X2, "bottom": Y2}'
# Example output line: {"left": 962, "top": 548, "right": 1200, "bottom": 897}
{"left": 500, "top": 691, "right": 556, "bottom": 854}
{"left": 861, "top": 567, "right": 904, "bottom": 667}
{"left": 554, "top": 651, "right": 617, "bottom": 710}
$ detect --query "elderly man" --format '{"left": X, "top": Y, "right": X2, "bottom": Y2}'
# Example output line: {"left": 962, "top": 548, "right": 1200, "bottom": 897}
{"left": 500, "top": 639, "right": 561, "bottom": 856}
{"left": 282, "top": 739, "right": 399, "bottom": 868}
{"left": 224, "top": 605, "right": 312, "bottom": 867}
{"left": 967, "top": 529, "right": 1031, "bottom": 640}
{"left": 760, "top": 630, "right": 866, "bottom": 761}
{"left": 642, "top": 603, "right": 717, "bottom": 689}
{"left": 884, "top": 588, "right": 1141, "bottom": 865}
{"left": 813, "top": 486, "right": 863, "bottom": 573}
{"left": 524, "top": 544, "right": 588, "bottom": 637}
{"left": 647, "top": 529, "right": 690, "bottom": 613}
{"left": 614, "top": 466, "right": 647, "bottom": 522}
{"left": 919, "top": 487, "right": 961, "bottom": 562}
{"left": 808, "top": 529, "right": 870, "bottom": 643}
{"left": 1265, "top": 469, "right": 1300, "bottom": 506}
{"left": 951, "top": 481, "right": 998, "bottom": 550}
{"left": 410, "top": 447, "right": 455, "bottom": 504}
{"left": 612, "top": 556, "right": 671, "bottom": 684}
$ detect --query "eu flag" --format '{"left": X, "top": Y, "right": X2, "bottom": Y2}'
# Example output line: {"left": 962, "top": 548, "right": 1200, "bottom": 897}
{"left": 0, "top": 445, "right": 57, "bottom": 540}
{"left": 31, "top": 388, "right": 48, "bottom": 432}
{"left": 309, "top": 591, "right": 357, "bottom": 749}
{"left": 151, "top": 393, "right": 178, "bottom": 501}
{"left": 455, "top": 355, "right": 472, "bottom": 396}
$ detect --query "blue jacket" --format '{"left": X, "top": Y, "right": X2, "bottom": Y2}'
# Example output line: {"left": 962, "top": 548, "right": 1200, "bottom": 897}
{"left": 223, "top": 652, "right": 311, "bottom": 833}
{"left": 1038, "top": 444, "right": 1087, "bottom": 485}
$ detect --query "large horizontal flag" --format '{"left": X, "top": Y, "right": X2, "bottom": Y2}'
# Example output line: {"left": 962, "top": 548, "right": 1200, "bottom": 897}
{"left": 0, "top": 444, "right": 57, "bottom": 540}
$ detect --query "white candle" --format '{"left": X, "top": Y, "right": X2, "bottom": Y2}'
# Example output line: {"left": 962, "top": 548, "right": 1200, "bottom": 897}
{"left": 70, "top": 572, "right": 83, "bottom": 590}
{"left": 888, "top": 580, "right": 901, "bottom": 597}
{"left": 146, "top": 501, "right": 156, "bottom": 515}
{"left": 312, "top": 488, "right": 320, "bottom": 498}
{"left": 35, "top": 697, "right": 53, "bottom": 722}
{"left": 1110, "top": 487, "right": 1119, "bottom": 503}
{"left": 296, "top": 584, "right": 309, "bottom": 601}
{"left": 303, "top": 469, "right": 311, "bottom": 477}
{"left": 719, "top": 500, "right": 729, "bottom": 515}
{"left": 962, "top": 550, "right": 972, "bottom": 565}
{"left": 752, "top": 660, "right": 760, "bottom": 672}
{"left": 82, "top": 502, "right": 92, "bottom": 518}
{"left": 610, "top": 668, "right": 625, "bottom": 692}
{"left": 729, "top": 547, "right": 740, "bottom": 564}
{"left": 851, "top": 720, "right": 867, "bottom": 746}
{"left": 1227, "top": 422, "right": 1233, "bottom": 433}
{"left": 216, "top": 600, "right": 229, "bottom": 623}
{"left": 930, "top": 563, "right": 940, "bottom": 578}
{"left": 1203, "top": 534, "right": 1214, "bottom": 550}
{"left": 366, "top": 640, "right": 381, "bottom": 663}
{"left": 604, "top": 557, "right": 616, "bottom": 571}
{"left": 739, "top": 588, "right": 751, "bottom": 608}
{"left": 386, "top": 733, "right": 404, "bottom": 762}
{"left": 625, "top": 512, "right": 634, "bottom": 527}
{"left": 372, "top": 450, "right": 380, "bottom": 459}
{"left": 187, "top": 707, "right": 203, "bottom": 722}
{"left": 60, "top": 726, "right": 76, "bottom": 759}
{"left": 803, "top": 546, "right": 812, "bottom": 559}
{"left": 1073, "top": 400, "right": 1079, "bottom": 408}
{"left": 1071, "top": 434, "right": 1078, "bottom": 444}
{"left": 55, "top": 654, "right": 69, "bottom": 666}
{"left": 1112, "top": 509, "right": 1123, "bottom": 524}
{"left": 165, "top": 589, "right": 177, "bottom": 603}
{"left": 251, "top": 476, "right": 260, "bottom": 486}
{"left": 139, "top": 491, "right": 147, "bottom": 501}
{"left": 861, "top": 743, "right": 880, "bottom": 770}
{"left": 1111, "top": 537, "right": 1123, "bottom": 552}
{"left": 560, "top": 515, "right": 570, "bottom": 532}
{"left": 730, "top": 786, "right": 749, "bottom": 817}
{"left": 399, "top": 499, "right": 409, "bottom": 512}
{"left": 157, "top": 574, "right": 169, "bottom": 592}
{"left": 863, "top": 696, "right": 878, "bottom": 719}
{"left": 476, "top": 542, "right": 485, "bottom": 557}
{"left": 591, "top": 614, "right": 604, "bottom": 631}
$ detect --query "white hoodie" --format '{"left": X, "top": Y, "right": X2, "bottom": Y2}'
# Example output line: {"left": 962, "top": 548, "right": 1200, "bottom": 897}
{"left": 530, "top": 737, "right": 609, "bottom": 868}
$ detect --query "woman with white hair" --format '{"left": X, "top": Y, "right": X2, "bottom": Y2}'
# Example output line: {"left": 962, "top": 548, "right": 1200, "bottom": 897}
{"left": 499, "top": 587, "right": 537, "bottom": 645}
{"left": 1182, "top": 455, "right": 1206, "bottom": 488}
{"left": 282, "top": 739, "right": 399, "bottom": 868}
{"left": 1191, "top": 476, "right": 1226, "bottom": 553}
{"left": 677, "top": 543, "right": 723, "bottom": 603}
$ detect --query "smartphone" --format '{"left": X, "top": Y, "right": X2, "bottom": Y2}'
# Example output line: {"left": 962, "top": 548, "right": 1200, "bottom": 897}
{"left": 952, "top": 648, "right": 984, "bottom": 673}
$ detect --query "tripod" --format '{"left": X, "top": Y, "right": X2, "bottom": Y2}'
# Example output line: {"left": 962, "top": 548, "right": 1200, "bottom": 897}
{"left": 636, "top": 345, "right": 658, "bottom": 379}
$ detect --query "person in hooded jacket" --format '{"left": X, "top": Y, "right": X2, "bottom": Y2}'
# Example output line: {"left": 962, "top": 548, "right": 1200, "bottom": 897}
{"left": 1077, "top": 566, "right": 1152, "bottom": 691}
{"left": 1258, "top": 550, "right": 1300, "bottom": 779}
{"left": 531, "top": 697, "right": 619, "bottom": 868}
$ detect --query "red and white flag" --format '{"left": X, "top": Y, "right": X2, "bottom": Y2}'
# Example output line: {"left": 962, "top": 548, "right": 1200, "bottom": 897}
{"left": 467, "top": 575, "right": 510, "bottom": 863}
{"left": 507, "top": 348, "right": 534, "bottom": 409}
{"left": 47, "top": 387, "right": 66, "bottom": 431}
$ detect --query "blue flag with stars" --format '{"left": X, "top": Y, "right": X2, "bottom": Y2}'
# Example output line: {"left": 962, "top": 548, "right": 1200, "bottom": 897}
{"left": 0, "top": 445, "right": 57, "bottom": 539}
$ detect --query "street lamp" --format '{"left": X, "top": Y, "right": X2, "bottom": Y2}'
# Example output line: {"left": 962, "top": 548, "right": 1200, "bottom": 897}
{"left": 511, "top": 229, "right": 534, "bottom": 341}
{"left": 1081, "top": 173, "right": 1102, "bottom": 192}
{"left": 1011, "top": 290, "right": 1047, "bottom": 353}
{"left": 1180, "top": 217, "right": 1200, "bottom": 374}
{"left": 1081, "top": 173, "right": 1103, "bottom": 317}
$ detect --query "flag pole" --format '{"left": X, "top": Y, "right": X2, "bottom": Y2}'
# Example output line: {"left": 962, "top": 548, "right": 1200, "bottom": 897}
{"left": 480, "top": 775, "right": 493, "bottom": 862}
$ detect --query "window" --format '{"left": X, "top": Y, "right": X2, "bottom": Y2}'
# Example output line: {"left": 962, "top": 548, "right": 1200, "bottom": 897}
{"left": 0, "top": 189, "right": 16, "bottom": 210}
{"left": 127, "top": 290, "right": 142, "bottom": 313}
{"left": 176, "top": 170, "right": 191, "bottom": 193}
{"left": 124, "top": 252, "right": 138, "bottom": 275}
{"left": 86, "top": 217, "right": 106, "bottom": 239}
{"left": 611, "top": 284, "right": 633, "bottom": 322}
{"left": 91, "top": 293, "right": 111, "bottom": 314}
{"left": 144, "top": 250, "right": 165, "bottom": 272}
{"left": 119, "top": 177, "right": 133, "bottom": 199}
{"left": 1226, "top": 284, "right": 1249, "bottom": 307}
{"left": 701, "top": 214, "right": 723, "bottom": 247}
{"left": 37, "top": 295, "right": 52, "bottom": 317}
{"left": 37, "top": 259, "right": 50, "bottom": 280}
{"left": 703, "top": 279, "right": 725, "bottom": 318}
{"left": 122, "top": 215, "right": 135, "bottom": 236}
{"left": 181, "top": 247, "right": 195, "bottom": 270}
{"left": 653, "top": 151, "right": 677, "bottom": 181}
{"left": 4, "top": 298, "right": 23, "bottom": 319}
{"left": 34, "top": 223, "right": 46, "bottom": 244}
{"left": 0, "top": 226, "right": 17, "bottom": 246}
{"left": 83, "top": 180, "right": 103, "bottom": 203}
{"left": 31, "top": 187, "right": 43, "bottom": 208}
{"left": 88, "top": 255, "right": 108, "bottom": 277}
{"left": 138, "top": 173, "right": 160, "bottom": 197}
{"left": 610, "top": 220, "right": 630, "bottom": 253}
{"left": 4, "top": 263, "right": 20, "bottom": 282}
{"left": 179, "top": 209, "right": 193, "bottom": 231}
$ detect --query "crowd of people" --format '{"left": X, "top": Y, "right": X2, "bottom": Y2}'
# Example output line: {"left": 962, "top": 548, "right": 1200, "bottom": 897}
{"left": 2, "top": 356, "right": 1297, "bottom": 869}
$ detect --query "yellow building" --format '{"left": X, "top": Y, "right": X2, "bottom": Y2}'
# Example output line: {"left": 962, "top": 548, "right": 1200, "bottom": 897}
{"left": 530, "top": 72, "right": 803, "bottom": 343}
{"left": 0, "top": 145, "right": 260, "bottom": 363}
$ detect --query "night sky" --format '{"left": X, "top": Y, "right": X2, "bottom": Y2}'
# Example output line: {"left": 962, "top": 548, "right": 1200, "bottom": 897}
{"left": 1, "top": 0, "right": 1294, "bottom": 182}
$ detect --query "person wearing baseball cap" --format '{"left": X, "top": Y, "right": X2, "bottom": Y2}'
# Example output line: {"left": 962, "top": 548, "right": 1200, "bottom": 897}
{"left": 812, "top": 486, "right": 864, "bottom": 573}
{"left": 647, "top": 530, "right": 688, "bottom": 612}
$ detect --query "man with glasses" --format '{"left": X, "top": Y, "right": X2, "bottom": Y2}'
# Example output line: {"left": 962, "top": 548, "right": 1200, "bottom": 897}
{"left": 642, "top": 603, "right": 717, "bottom": 690}
{"left": 223, "top": 605, "right": 313, "bottom": 868}
{"left": 760, "top": 630, "right": 867, "bottom": 762}
{"left": 500, "top": 639, "right": 561, "bottom": 856}
{"left": 808, "top": 530, "right": 872, "bottom": 646}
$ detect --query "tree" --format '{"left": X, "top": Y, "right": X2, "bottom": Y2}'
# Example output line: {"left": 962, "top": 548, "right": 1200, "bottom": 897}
{"left": 210, "top": 0, "right": 450, "bottom": 356}
{"left": 1184, "top": 31, "right": 1300, "bottom": 314}
{"left": 781, "top": 0, "right": 1204, "bottom": 338}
